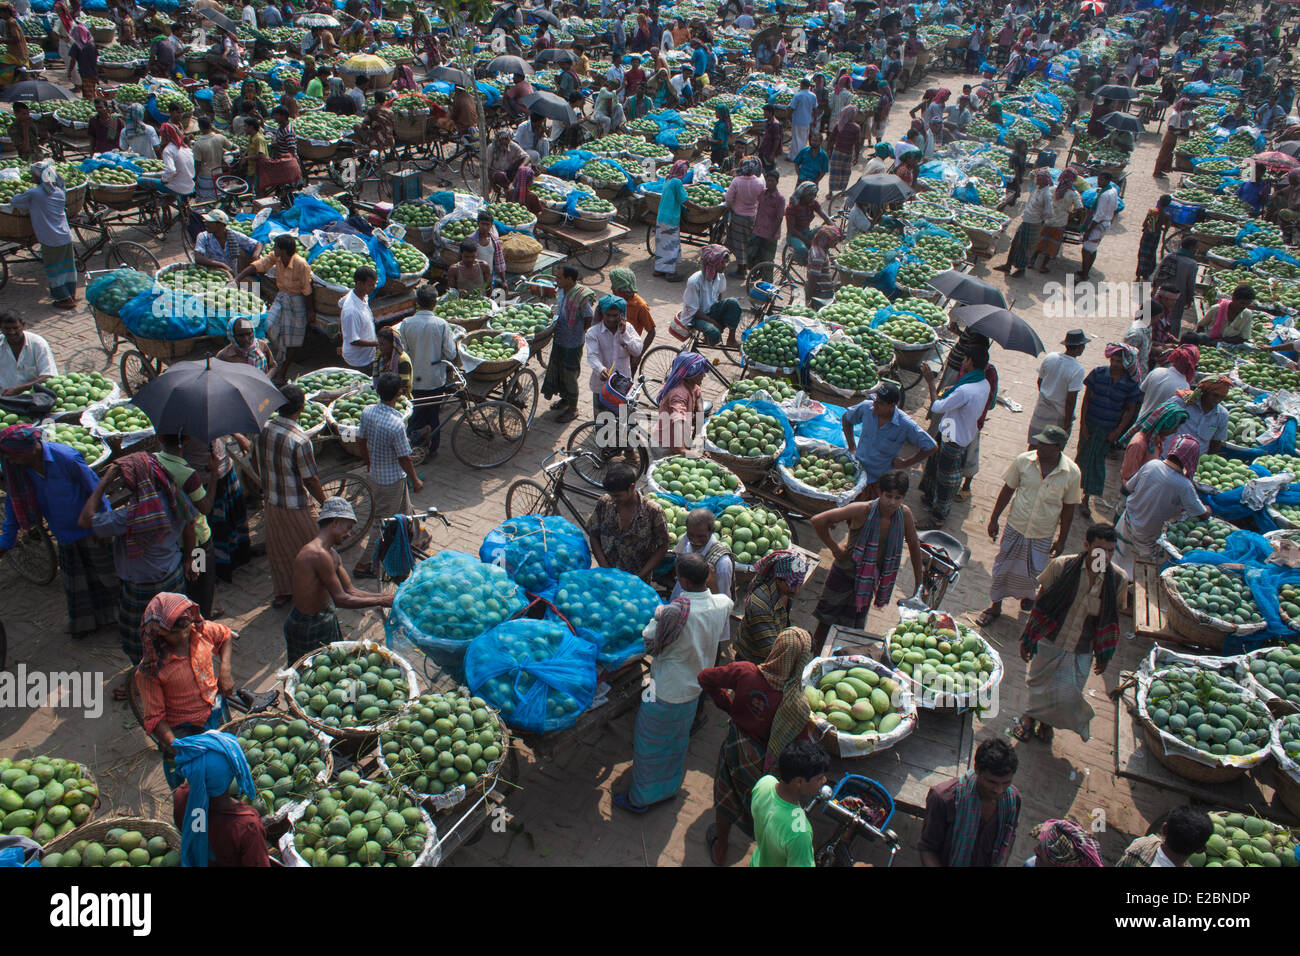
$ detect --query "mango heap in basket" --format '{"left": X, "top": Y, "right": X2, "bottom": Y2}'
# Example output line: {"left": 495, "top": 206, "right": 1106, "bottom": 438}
{"left": 717, "top": 503, "right": 791, "bottom": 565}
{"left": 379, "top": 691, "right": 506, "bottom": 796}
{"left": 490, "top": 303, "right": 553, "bottom": 336}
{"left": 97, "top": 405, "right": 152, "bottom": 433}
{"left": 311, "top": 250, "right": 370, "bottom": 286}
{"left": 0, "top": 754, "right": 98, "bottom": 845}
{"left": 887, "top": 618, "right": 995, "bottom": 697}
{"left": 291, "top": 775, "right": 428, "bottom": 866}
{"left": 433, "top": 296, "right": 492, "bottom": 322}
{"left": 295, "top": 369, "right": 368, "bottom": 394}
{"left": 1245, "top": 642, "right": 1300, "bottom": 707}
{"left": 46, "top": 424, "right": 106, "bottom": 463}
{"left": 1187, "top": 812, "right": 1297, "bottom": 868}
{"left": 1167, "top": 564, "right": 1263, "bottom": 626}
{"left": 37, "top": 372, "right": 113, "bottom": 412}
{"left": 235, "top": 717, "right": 327, "bottom": 816}
{"left": 332, "top": 390, "right": 411, "bottom": 425}
{"left": 292, "top": 646, "right": 410, "bottom": 730}
{"left": 463, "top": 335, "right": 518, "bottom": 362}
{"left": 1163, "top": 515, "right": 1235, "bottom": 553}
{"left": 1194, "top": 454, "right": 1256, "bottom": 491}
{"left": 1145, "top": 666, "right": 1270, "bottom": 757}
{"left": 727, "top": 375, "right": 796, "bottom": 402}
{"left": 805, "top": 665, "right": 904, "bottom": 737}
{"left": 707, "top": 405, "right": 784, "bottom": 457}
{"left": 653, "top": 455, "right": 740, "bottom": 499}
{"left": 810, "top": 341, "right": 879, "bottom": 391}
{"left": 791, "top": 450, "right": 858, "bottom": 493}
{"left": 742, "top": 321, "right": 799, "bottom": 368}
{"left": 391, "top": 202, "right": 440, "bottom": 227}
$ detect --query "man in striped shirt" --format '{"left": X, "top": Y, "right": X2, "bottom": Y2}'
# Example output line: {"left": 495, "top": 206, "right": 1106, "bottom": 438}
{"left": 270, "top": 105, "right": 298, "bottom": 160}
{"left": 353, "top": 372, "right": 422, "bottom": 578}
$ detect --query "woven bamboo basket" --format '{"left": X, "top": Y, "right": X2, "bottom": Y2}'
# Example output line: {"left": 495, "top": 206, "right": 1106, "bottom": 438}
{"left": 394, "top": 110, "right": 429, "bottom": 144}
{"left": 90, "top": 181, "right": 139, "bottom": 209}
{"left": 0, "top": 208, "right": 36, "bottom": 242}
{"left": 92, "top": 305, "right": 127, "bottom": 339}
{"left": 1274, "top": 762, "right": 1300, "bottom": 818}
{"left": 283, "top": 640, "right": 421, "bottom": 741}
{"left": 297, "top": 138, "right": 339, "bottom": 161}
{"left": 1158, "top": 565, "right": 1264, "bottom": 652}
{"left": 702, "top": 444, "right": 777, "bottom": 484}
{"left": 504, "top": 249, "right": 541, "bottom": 273}
{"left": 64, "top": 182, "right": 87, "bottom": 218}
{"left": 682, "top": 201, "right": 725, "bottom": 225}
{"left": 1140, "top": 720, "right": 1248, "bottom": 783}
{"left": 573, "top": 208, "right": 617, "bottom": 232}
{"left": 132, "top": 335, "right": 204, "bottom": 363}
{"left": 42, "top": 816, "right": 180, "bottom": 861}
{"left": 640, "top": 190, "right": 662, "bottom": 221}
{"left": 218, "top": 712, "right": 335, "bottom": 825}
{"left": 376, "top": 709, "right": 512, "bottom": 814}
{"left": 91, "top": 25, "right": 116, "bottom": 45}
{"left": 535, "top": 200, "right": 565, "bottom": 225}
{"left": 100, "top": 62, "right": 141, "bottom": 82}
{"left": 460, "top": 329, "right": 526, "bottom": 383}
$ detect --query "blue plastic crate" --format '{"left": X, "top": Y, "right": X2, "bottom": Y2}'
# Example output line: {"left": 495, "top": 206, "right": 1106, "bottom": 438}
{"left": 1168, "top": 200, "right": 1200, "bottom": 226}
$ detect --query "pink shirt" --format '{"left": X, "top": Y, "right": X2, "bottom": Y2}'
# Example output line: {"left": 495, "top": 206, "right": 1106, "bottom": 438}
{"left": 725, "top": 175, "right": 765, "bottom": 217}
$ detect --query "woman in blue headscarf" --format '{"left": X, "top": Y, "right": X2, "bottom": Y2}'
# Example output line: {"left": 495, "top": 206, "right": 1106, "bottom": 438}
{"left": 119, "top": 102, "right": 162, "bottom": 158}
{"left": 654, "top": 351, "right": 709, "bottom": 453}
{"left": 10, "top": 160, "right": 76, "bottom": 308}
{"left": 171, "top": 730, "right": 267, "bottom": 867}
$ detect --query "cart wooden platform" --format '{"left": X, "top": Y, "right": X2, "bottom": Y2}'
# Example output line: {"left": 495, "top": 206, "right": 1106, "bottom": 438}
{"left": 536, "top": 220, "right": 630, "bottom": 273}
{"left": 1131, "top": 559, "right": 1217, "bottom": 651}
{"left": 819, "top": 626, "right": 976, "bottom": 817}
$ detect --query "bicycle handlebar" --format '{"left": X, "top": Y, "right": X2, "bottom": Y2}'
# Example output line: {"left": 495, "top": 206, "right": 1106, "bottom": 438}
{"left": 813, "top": 786, "right": 900, "bottom": 847}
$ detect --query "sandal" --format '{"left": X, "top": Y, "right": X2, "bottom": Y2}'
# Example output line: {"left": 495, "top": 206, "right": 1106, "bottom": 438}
{"left": 1011, "top": 718, "right": 1035, "bottom": 742}
{"left": 1036, "top": 723, "right": 1054, "bottom": 743}
{"left": 705, "top": 823, "right": 724, "bottom": 866}
{"left": 974, "top": 608, "right": 1001, "bottom": 628}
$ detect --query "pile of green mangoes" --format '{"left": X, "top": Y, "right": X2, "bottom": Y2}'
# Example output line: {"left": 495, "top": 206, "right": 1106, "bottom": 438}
{"left": 234, "top": 717, "right": 328, "bottom": 816}
{"left": 956, "top": 209, "right": 1005, "bottom": 231}
{"left": 490, "top": 303, "right": 553, "bottom": 337}
{"left": 1227, "top": 409, "right": 1267, "bottom": 446}
{"left": 1280, "top": 713, "right": 1300, "bottom": 761}
{"left": 1174, "top": 187, "right": 1214, "bottom": 206}
{"left": 911, "top": 235, "right": 963, "bottom": 270}
{"left": 588, "top": 133, "right": 644, "bottom": 155}
{"left": 434, "top": 296, "right": 493, "bottom": 323}
{"left": 488, "top": 202, "right": 533, "bottom": 227}
{"left": 1188, "top": 812, "right": 1297, "bottom": 868}
{"left": 294, "top": 112, "right": 360, "bottom": 141}
{"left": 790, "top": 449, "right": 858, "bottom": 493}
{"left": 203, "top": 286, "right": 266, "bottom": 317}
{"left": 1163, "top": 514, "right": 1235, "bottom": 553}
{"left": 706, "top": 404, "right": 785, "bottom": 458}
{"left": 292, "top": 646, "right": 412, "bottom": 731}
{"left": 1239, "top": 362, "right": 1300, "bottom": 392}
{"left": 39, "top": 372, "right": 114, "bottom": 413}
{"left": 1196, "top": 347, "right": 1235, "bottom": 374}
{"left": 835, "top": 285, "right": 890, "bottom": 310}
{"left": 295, "top": 369, "right": 368, "bottom": 395}
{"left": 651, "top": 455, "right": 741, "bottom": 499}
{"left": 379, "top": 691, "right": 506, "bottom": 797}
{"left": 833, "top": 245, "right": 886, "bottom": 273}
{"left": 878, "top": 314, "right": 935, "bottom": 346}
{"left": 89, "top": 165, "right": 138, "bottom": 187}
{"left": 887, "top": 616, "right": 996, "bottom": 698}
{"left": 331, "top": 390, "right": 411, "bottom": 426}
{"left": 98, "top": 43, "right": 140, "bottom": 63}
{"left": 892, "top": 296, "right": 947, "bottom": 328}
{"left": 42, "top": 828, "right": 179, "bottom": 868}
{"left": 153, "top": 89, "right": 192, "bottom": 114}
{"left": 579, "top": 159, "right": 625, "bottom": 186}
{"left": 1278, "top": 504, "right": 1300, "bottom": 525}
{"left": 810, "top": 341, "right": 879, "bottom": 392}
{"left": 576, "top": 195, "right": 616, "bottom": 215}
{"left": 0, "top": 410, "right": 35, "bottom": 426}
{"left": 390, "top": 241, "right": 427, "bottom": 275}
{"left": 441, "top": 217, "right": 477, "bottom": 243}
{"left": 716, "top": 503, "right": 791, "bottom": 566}
{"left": 46, "top": 424, "right": 107, "bottom": 464}
{"left": 97, "top": 404, "right": 152, "bottom": 433}
{"left": 0, "top": 756, "right": 98, "bottom": 844}
{"left": 1245, "top": 643, "right": 1300, "bottom": 707}
{"left": 54, "top": 100, "right": 96, "bottom": 124}
{"left": 290, "top": 774, "right": 429, "bottom": 866}
{"left": 625, "top": 118, "right": 659, "bottom": 135}
{"left": 805, "top": 664, "right": 905, "bottom": 737}
{"left": 532, "top": 184, "right": 566, "bottom": 204}
{"left": 391, "top": 202, "right": 440, "bottom": 227}
{"left": 158, "top": 265, "right": 230, "bottom": 294}
{"left": 742, "top": 320, "right": 799, "bottom": 368}
{"left": 463, "top": 334, "right": 519, "bottom": 362}
{"left": 113, "top": 83, "right": 148, "bottom": 105}
{"left": 1147, "top": 666, "right": 1272, "bottom": 758}
{"left": 685, "top": 184, "right": 726, "bottom": 207}
{"left": 653, "top": 495, "right": 689, "bottom": 546}
{"left": 276, "top": 400, "right": 326, "bottom": 431}
{"left": 1255, "top": 454, "right": 1300, "bottom": 477}
{"left": 1167, "top": 564, "right": 1263, "bottom": 627}
{"left": 311, "top": 249, "right": 370, "bottom": 286}
{"left": 1194, "top": 454, "right": 1256, "bottom": 491}
{"left": 626, "top": 141, "right": 672, "bottom": 162}
{"left": 895, "top": 261, "right": 939, "bottom": 290}
{"left": 727, "top": 376, "right": 796, "bottom": 402}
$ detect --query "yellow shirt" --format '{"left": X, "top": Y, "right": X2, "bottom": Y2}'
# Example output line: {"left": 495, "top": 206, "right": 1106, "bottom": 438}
{"left": 1003, "top": 450, "right": 1082, "bottom": 540}
{"left": 246, "top": 131, "right": 268, "bottom": 176}
{"left": 254, "top": 251, "right": 313, "bottom": 296}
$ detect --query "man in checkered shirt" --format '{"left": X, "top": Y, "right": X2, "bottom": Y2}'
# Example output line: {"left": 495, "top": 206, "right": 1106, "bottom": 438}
{"left": 353, "top": 372, "right": 424, "bottom": 578}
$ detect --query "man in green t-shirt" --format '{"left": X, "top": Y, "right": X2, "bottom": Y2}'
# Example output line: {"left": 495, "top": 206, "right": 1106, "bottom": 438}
{"left": 750, "top": 740, "right": 830, "bottom": 867}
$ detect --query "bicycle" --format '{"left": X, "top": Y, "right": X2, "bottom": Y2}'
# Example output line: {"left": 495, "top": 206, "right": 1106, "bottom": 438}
{"left": 504, "top": 448, "right": 606, "bottom": 526}
{"left": 563, "top": 373, "right": 659, "bottom": 488}
{"left": 0, "top": 489, "right": 58, "bottom": 586}
{"left": 416, "top": 130, "right": 482, "bottom": 191}
{"left": 137, "top": 184, "right": 198, "bottom": 261}
{"left": 374, "top": 506, "right": 451, "bottom": 594}
{"left": 808, "top": 777, "right": 902, "bottom": 867}
{"left": 408, "top": 361, "right": 529, "bottom": 470}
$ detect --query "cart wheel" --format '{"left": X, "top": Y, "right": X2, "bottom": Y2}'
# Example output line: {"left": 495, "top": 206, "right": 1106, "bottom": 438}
{"left": 95, "top": 320, "right": 118, "bottom": 359}
{"left": 505, "top": 478, "right": 556, "bottom": 518}
{"left": 645, "top": 221, "right": 657, "bottom": 257}
{"left": 319, "top": 471, "right": 375, "bottom": 550}
{"left": 119, "top": 350, "right": 155, "bottom": 397}
{"left": 3, "top": 525, "right": 58, "bottom": 587}
{"left": 106, "top": 238, "right": 160, "bottom": 275}
{"left": 451, "top": 400, "right": 527, "bottom": 469}
{"left": 501, "top": 367, "right": 539, "bottom": 428}
{"left": 460, "top": 153, "right": 482, "bottom": 192}
{"left": 575, "top": 241, "right": 613, "bottom": 272}
{"left": 638, "top": 344, "right": 682, "bottom": 398}
{"left": 566, "top": 421, "right": 649, "bottom": 488}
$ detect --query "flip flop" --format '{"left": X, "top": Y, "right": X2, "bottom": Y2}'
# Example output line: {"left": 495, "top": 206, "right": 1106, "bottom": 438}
{"left": 1011, "top": 718, "right": 1035, "bottom": 742}
{"left": 974, "top": 608, "right": 1001, "bottom": 628}
{"left": 612, "top": 792, "right": 649, "bottom": 814}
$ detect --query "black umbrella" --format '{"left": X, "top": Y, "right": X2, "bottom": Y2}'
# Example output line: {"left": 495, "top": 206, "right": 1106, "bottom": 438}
{"left": 1101, "top": 110, "right": 1145, "bottom": 134}
{"left": 527, "top": 8, "right": 561, "bottom": 27}
{"left": 521, "top": 90, "right": 579, "bottom": 124}
{"left": 0, "top": 80, "right": 73, "bottom": 103}
{"left": 1094, "top": 84, "right": 1138, "bottom": 101}
{"left": 1274, "top": 140, "right": 1300, "bottom": 159}
{"left": 485, "top": 55, "right": 533, "bottom": 75}
{"left": 533, "top": 47, "right": 577, "bottom": 66}
{"left": 842, "top": 173, "right": 915, "bottom": 207}
{"left": 950, "top": 305, "right": 1044, "bottom": 356}
{"left": 131, "top": 357, "right": 285, "bottom": 443}
{"left": 198, "top": 8, "right": 240, "bottom": 34}
{"left": 929, "top": 270, "right": 1008, "bottom": 307}
{"left": 426, "top": 65, "right": 475, "bottom": 87}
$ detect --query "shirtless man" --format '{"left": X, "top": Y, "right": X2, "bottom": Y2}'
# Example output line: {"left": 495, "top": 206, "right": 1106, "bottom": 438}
{"left": 283, "top": 496, "right": 391, "bottom": 664}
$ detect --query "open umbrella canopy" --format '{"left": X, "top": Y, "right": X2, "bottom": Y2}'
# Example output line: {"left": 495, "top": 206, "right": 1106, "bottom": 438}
{"left": 294, "top": 13, "right": 340, "bottom": 27}
{"left": 339, "top": 54, "right": 395, "bottom": 76}
{"left": 198, "top": 8, "right": 240, "bottom": 34}
{"left": 1275, "top": 141, "right": 1300, "bottom": 159}
{"left": 1081, "top": 0, "right": 1106, "bottom": 12}
{"left": 527, "top": 8, "right": 561, "bottom": 27}
{"left": 521, "top": 90, "right": 579, "bottom": 124}
{"left": 842, "top": 173, "right": 915, "bottom": 207}
{"left": 0, "top": 80, "right": 73, "bottom": 103}
{"left": 485, "top": 55, "right": 533, "bottom": 75}
{"left": 1101, "top": 110, "right": 1145, "bottom": 134}
{"left": 130, "top": 358, "right": 285, "bottom": 443}
{"left": 1094, "top": 84, "right": 1139, "bottom": 101}
{"left": 929, "top": 270, "right": 1008, "bottom": 307}
{"left": 426, "top": 65, "right": 475, "bottom": 87}
{"left": 951, "top": 305, "right": 1044, "bottom": 356}
{"left": 1252, "top": 150, "right": 1300, "bottom": 170}
{"left": 533, "top": 47, "right": 577, "bottom": 66}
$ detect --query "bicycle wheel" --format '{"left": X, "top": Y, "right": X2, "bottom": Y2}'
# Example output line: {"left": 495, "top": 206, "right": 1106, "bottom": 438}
{"left": 639, "top": 344, "right": 682, "bottom": 396}
{"left": 644, "top": 222, "right": 656, "bottom": 257}
{"left": 119, "top": 350, "right": 155, "bottom": 397}
{"left": 106, "top": 238, "right": 160, "bottom": 274}
{"left": 459, "top": 152, "right": 482, "bottom": 192}
{"left": 6, "top": 528, "right": 58, "bottom": 586}
{"left": 566, "top": 421, "right": 649, "bottom": 488}
{"left": 501, "top": 367, "right": 539, "bottom": 428}
{"left": 575, "top": 241, "right": 613, "bottom": 272}
{"left": 505, "top": 478, "right": 557, "bottom": 518}
{"left": 319, "top": 471, "right": 375, "bottom": 550}
{"left": 451, "top": 400, "right": 527, "bottom": 469}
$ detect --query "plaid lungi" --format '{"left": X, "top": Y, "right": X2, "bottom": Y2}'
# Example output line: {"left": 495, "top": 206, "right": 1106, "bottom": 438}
{"left": 265, "top": 502, "right": 320, "bottom": 599}
{"left": 1076, "top": 428, "right": 1113, "bottom": 497}
{"left": 542, "top": 343, "right": 582, "bottom": 407}
{"left": 283, "top": 606, "right": 343, "bottom": 666}
{"left": 42, "top": 243, "right": 77, "bottom": 301}
{"left": 628, "top": 695, "right": 697, "bottom": 807}
{"left": 829, "top": 147, "right": 854, "bottom": 194}
{"left": 813, "top": 563, "right": 868, "bottom": 629}
{"left": 366, "top": 478, "right": 411, "bottom": 566}
{"left": 920, "top": 439, "right": 968, "bottom": 520}
{"left": 1024, "top": 638, "right": 1095, "bottom": 740}
{"left": 727, "top": 212, "right": 755, "bottom": 270}
{"left": 714, "top": 721, "right": 767, "bottom": 836}
{"left": 1008, "top": 221, "right": 1043, "bottom": 270}
{"left": 989, "top": 526, "right": 1053, "bottom": 602}
{"left": 209, "top": 467, "right": 251, "bottom": 582}
{"left": 267, "top": 291, "right": 309, "bottom": 349}
{"left": 654, "top": 223, "right": 681, "bottom": 272}
{"left": 961, "top": 429, "right": 981, "bottom": 479}
{"left": 118, "top": 565, "right": 186, "bottom": 664}
{"left": 58, "top": 536, "right": 119, "bottom": 635}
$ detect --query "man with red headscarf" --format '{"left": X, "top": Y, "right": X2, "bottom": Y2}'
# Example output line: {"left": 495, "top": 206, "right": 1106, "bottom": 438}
{"left": 139, "top": 122, "right": 195, "bottom": 201}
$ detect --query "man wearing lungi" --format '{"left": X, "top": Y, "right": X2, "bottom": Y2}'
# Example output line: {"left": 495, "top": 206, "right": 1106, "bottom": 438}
{"left": 977, "top": 425, "right": 1081, "bottom": 628}
{"left": 235, "top": 234, "right": 317, "bottom": 386}
{"left": 918, "top": 347, "right": 992, "bottom": 529}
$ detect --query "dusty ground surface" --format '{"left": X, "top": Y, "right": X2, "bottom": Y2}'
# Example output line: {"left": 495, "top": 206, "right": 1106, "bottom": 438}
{"left": 0, "top": 61, "right": 1222, "bottom": 866}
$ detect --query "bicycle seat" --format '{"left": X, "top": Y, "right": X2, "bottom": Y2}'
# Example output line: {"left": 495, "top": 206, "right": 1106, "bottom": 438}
{"left": 918, "top": 530, "right": 970, "bottom": 569}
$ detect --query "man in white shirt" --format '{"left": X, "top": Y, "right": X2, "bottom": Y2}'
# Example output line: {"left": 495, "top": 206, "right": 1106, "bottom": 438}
{"left": 1026, "top": 330, "right": 1088, "bottom": 442}
{"left": 0, "top": 313, "right": 58, "bottom": 395}
{"left": 241, "top": 2, "right": 258, "bottom": 29}
{"left": 514, "top": 115, "right": 551, "bottom": 164}
{"left": 340, "top": 267, "right": 379, "bottom": 370}
{"left": 828, "top": 0, "right": 846, "bottom": 26}
{"left": 671, "top": 509, "right": 734, "bottom": 599}
{"left": 918, "top": 347, "right": 992, "bottom": 528}
{"left": 1077, "top": 171, "right": 1118, "bottom": 282}
{"left": 614, "top": 553, "right": 733, "bottom": 814}
{"left": 398, "top": 284, "right": 460, "bottom": 455}
{"left": 584, "top": 295, "right": 643, "bottom": 418}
